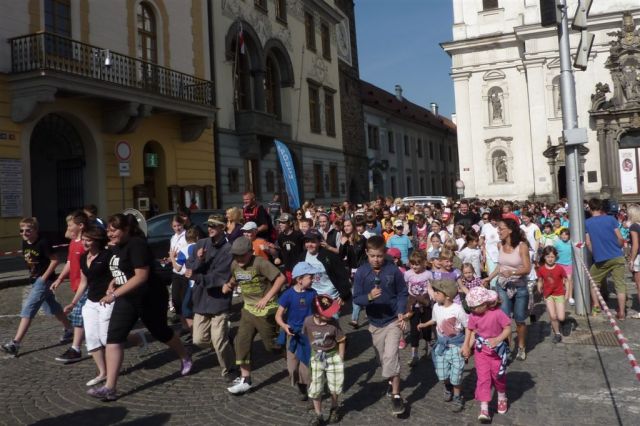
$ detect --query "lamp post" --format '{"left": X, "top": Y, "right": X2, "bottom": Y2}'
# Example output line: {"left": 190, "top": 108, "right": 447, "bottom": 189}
{"left": 455, "top": 179, "right": 465, "bottom": 199}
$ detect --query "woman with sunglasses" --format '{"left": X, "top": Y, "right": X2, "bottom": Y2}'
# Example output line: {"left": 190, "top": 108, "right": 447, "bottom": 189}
{"left": 88, "top": 214, "right": 192, "bottom": 401}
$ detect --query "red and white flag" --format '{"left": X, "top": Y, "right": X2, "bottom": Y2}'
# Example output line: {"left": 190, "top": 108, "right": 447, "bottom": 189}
{"left": 238, "top": 23, "right": 245, "bottom": 55}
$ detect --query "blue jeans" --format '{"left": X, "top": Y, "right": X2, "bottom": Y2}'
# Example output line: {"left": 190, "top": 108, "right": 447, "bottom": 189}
{"left": 496, "top": 284, "right": 529, "bottom": 324}
{"left": 20, "top": 277, "right": 63, "bottom": 318}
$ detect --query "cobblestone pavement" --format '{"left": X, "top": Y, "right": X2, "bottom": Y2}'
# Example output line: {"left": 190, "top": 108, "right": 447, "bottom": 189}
{"left": 1, "top": 281, "right": 639, "bottom": 426}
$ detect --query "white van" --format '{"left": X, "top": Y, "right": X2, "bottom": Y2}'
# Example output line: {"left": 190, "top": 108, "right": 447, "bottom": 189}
{"left": 402, "top": 196, "right": 450, "bottom": 207}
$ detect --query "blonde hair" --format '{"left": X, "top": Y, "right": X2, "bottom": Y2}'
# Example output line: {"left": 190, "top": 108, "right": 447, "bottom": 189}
{"left": 226, "top": 207, "right": 243, "bottom": 223}
{"left": 20, "top": 217, "right": 39, "bottom": 230}
{"left": 628, "top": 204, "right": 640, "bottom": 224}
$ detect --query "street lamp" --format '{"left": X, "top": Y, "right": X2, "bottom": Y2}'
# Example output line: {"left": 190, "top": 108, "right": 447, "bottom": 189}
{"left": 455, "top": 179, "right": 465, "bottom": 199}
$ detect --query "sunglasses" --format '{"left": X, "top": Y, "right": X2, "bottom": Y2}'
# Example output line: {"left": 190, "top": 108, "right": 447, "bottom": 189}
{"left": 19, "top": 229, "right": 33, "bottom": 234}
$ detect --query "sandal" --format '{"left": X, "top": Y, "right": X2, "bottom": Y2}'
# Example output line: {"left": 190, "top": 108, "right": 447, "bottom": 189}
{"left": 591, "top": 306, "right": 601, "bottom": 316}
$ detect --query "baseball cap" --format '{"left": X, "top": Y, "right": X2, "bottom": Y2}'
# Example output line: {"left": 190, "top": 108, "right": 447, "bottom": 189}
{"left": 240, "top": 221, "right": 258, "bottom": 231}
{"left": 431, "top": 279, "right": 458, "bottom": 300}
{"left": 387, "top": 247, "right": 402, "bottom": 259}
{"left": 314, "top": 294, "right": 340, "bottom": 318}
{"left": 291, "top": 262, "right": 321, "bottom": 279}
{"left": 393, "top": 219, "right": 404, "bottom": 228}
{"left": 303, "top": 229, "right": 323, "bottom": 241}
{"left": 230, "top": 237, "right": 252, "bottom": 256}
{"left": 277, "top": 213, "right": 294, "bottom": 223}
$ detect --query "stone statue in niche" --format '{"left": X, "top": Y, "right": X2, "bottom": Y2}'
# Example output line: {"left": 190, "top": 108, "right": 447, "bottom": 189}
{"left": 621, "top": 64, "right": 640, "bottom": 103}
{"left": 494, "top": 155, "right": 507, "bottom": 182}
{"left": 490, "top": 91, "right": 503, "bottom": 122}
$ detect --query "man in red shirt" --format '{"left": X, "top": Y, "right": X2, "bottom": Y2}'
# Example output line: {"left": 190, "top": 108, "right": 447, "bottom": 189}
{"left": 242, "top": 192, "right": 274, "bottom": 241}
{"left": 50, "top": 210, "right": 88, "bottom": 363}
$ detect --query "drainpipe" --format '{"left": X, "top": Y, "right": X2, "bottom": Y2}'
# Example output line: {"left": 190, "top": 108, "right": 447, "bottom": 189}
{"left": 207, "top": 0, "right": 222, "bottom": 208}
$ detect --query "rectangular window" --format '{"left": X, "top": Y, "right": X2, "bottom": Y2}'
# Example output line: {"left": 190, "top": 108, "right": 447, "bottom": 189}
{"left": 321, "top": 23, "right": 331, "bottom": 60}
{"left": 305, "top": 12, "right": 316, "bottom": 52}
{"left": 439, "top": 144, "right": 445, "bottom": 161}
{"left": 45, "top": 0, "right": 71, "bottom": 36}
{"left": 390, "top": 176, "right": 397, "bottom": 196}
{"left": 404, "top": 135, "right": 410, "bottom": 156}
{"left": 314, "top": 163, "right": 324, "bottom": 197}
{"left": 483, "top": 0, "right": 499, "bottom": 10}
{"left": 275, "top": 0, "right": 287, "bottom": 22}
{"left": 228, "top": 168, "right": 239, "bottom": 193}
{"left": 329, "top": 164, "right": 339, "bottom": 197}
{"left": 244, "top": 159, "right": 259, "bottom": 195}
{"left": 417, "top": 139, "right": 423, "bottom": 158}
{"left": 368, "top": 125, "right": 380, "bottom": 150}
{"left": 420, "top": 177, "right": 425, "bottom": 194}
{"left": 388, "top": 131, "right": 395, "bottom": 153}
{"left": 406, "top": 176, "right": 412, "bottom": 195}
{"left": 429, "top": 141, "right": 433, "bottom": 160}
{"left": 324, "top": 91, "right": 336, "bottom": 137}
{"left": 448, "top": 146, "right": 452, "bottom": 162}
{"left": 309, "top": 84, "right": 321, "bottom": 133}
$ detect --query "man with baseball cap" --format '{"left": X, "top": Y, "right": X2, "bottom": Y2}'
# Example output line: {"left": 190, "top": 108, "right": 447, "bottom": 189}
{"left": 274, "top": 213, "right": 304, "bottom": 284}
{"left": 241, "top": 221, "right": 272, "bottom": 260}
{"left": 224, "top": 237, "right": 286, "bottom": 395}
{"left": 184, "top": 214, "right": 236, "bottom": 382}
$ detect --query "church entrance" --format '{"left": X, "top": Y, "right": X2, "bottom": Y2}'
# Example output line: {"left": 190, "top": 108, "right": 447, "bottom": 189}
{"left": 30, "top": 114, "right": 85, "bottom": 243}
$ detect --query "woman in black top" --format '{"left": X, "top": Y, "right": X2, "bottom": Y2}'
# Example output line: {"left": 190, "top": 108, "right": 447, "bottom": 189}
{"left": 87, "top": 214, "right": 191, "bottom": 401}
{"left": 64, "top": 225, "right": 112, "bottom": 387}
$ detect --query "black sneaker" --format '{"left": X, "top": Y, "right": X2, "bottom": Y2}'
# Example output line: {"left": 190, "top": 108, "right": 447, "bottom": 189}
{"left": 328, "top": 406, "right": 340, "bottom": 423}
{"left": 561, "top": 321, "right": 571, "bottom": 337}
{"left": 391, "top": 395, "right": 405, "bottom": 415}
{"left": 59, "top": 329, "right": 73, "bottom": 344}
{"left": 55, "top": 348, "right": 82, "bottom": 363}
{"left": 450, "top": 395, "right": 464, "bottom": 412}
{"left": 309, "top": 413, "right": 323, "bottom": 426}
{"left": 443, "top": 383, "right": 453, "bottom": 402}
{"left": 2, "top": 341, "right": 19, "bottom": 357}
{"left": 552, "top": 334, "right": 562, "bottom": 344}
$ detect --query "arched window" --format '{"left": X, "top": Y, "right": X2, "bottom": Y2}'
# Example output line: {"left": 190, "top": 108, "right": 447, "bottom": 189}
{"left": 488, "top": 86, "right": 504, "bottom": 125}
{"left": 265, "top": 56, "right": 281, "bottom": 118}
{"left": 492, "top": 150, "right": 508, "bottom": 183}
{"left": 137, "top": 2, "right": 158, "bottom": 63}
{"left": 235, "top": 51, "right": 251, "bottom": 110}
{"left": 552, "top": 76, "right": 562, "bottom": 117}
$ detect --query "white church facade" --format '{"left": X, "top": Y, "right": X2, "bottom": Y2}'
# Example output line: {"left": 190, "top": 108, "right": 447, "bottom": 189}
{"left": 442, "top": 0, "right": 640, "bottom": 201}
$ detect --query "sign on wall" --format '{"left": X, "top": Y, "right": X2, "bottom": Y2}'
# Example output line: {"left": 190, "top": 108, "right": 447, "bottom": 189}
{"left": 619, "top": 148, "right": 638, "bottom": 195}
{"left": 0, "top": 158, "right": 23, "bottom": 217}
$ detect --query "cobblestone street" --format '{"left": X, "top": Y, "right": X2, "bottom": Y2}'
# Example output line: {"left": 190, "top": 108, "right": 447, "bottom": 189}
{"left": 1, "top": 282, "right": 639, "bottom": 426}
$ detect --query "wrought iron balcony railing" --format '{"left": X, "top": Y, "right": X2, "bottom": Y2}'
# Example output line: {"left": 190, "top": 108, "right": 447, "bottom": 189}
{"left": 9, "top": 32, "right": 213, "bottom": 106}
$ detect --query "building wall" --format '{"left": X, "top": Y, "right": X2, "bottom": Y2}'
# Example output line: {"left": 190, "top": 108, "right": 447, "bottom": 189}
{"left": 445, "top": 0, "right": 640, "bottom": 200}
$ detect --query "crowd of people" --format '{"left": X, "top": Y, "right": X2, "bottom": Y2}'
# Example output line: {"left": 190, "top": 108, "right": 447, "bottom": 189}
{"left": 2, "top": 194, "right": 637, "bottom": 424}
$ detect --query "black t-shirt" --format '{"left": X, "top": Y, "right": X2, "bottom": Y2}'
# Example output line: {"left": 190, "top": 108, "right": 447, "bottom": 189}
{"left": 277, "top": 230, "right": 304, "bottom": 271}
{"left": 109, "top": 237, "right": 153, "bottom": 287}
{"left": 22, "top": 237, "right": 57, "bottom": 281}
{"left": 630, "top": 223, "right": 640, "bottom": 238}
{"left": 81, "top": 249, "right": 113, "bottom": 302}
{"left": 454, "top": 211, "right": 480, "bottom": 230}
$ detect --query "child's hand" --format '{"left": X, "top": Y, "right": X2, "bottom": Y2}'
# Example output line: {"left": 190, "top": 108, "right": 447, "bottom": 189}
{"left": 416, "top": 322, "right": 426, "bottom": 330}
{"left": 461, "top": 345, "right": 471, "bottom": 359}
{"left": 283, "top": 325, "right": 294, "bottom": 336}
{"left": 487, "top": 337, "right": 502, "bottom": 348}
{"left": 222, "top": 282, "right": 234, "bottom": 294}
{"left": 370, "top": 287, "right": 382, "bottom": 299}
{"left": 197, "top": 247, "right": 206, "bottom": 260}
{"left": 184, "top": 269, "right": 193, "bottom": 279}
{"left": 63, "top": 303, "right": 75, "bottom": 315}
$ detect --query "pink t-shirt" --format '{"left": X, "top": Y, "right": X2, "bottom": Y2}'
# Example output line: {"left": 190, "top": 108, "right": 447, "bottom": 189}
{"left": 468, "top": 308, "right": 511, "bottom": 340}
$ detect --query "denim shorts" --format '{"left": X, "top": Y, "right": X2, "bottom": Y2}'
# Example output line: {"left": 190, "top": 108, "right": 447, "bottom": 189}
{"left": 497, "top": 284, "right": 529, "bottom": 324}
{"left": 20, "top": 277, "right": 63, "bottom": 319}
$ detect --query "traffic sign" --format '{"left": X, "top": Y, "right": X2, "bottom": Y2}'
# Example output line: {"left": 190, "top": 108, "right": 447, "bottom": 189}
{"left": 115, "top": 140, "right": 131, "bottom": 161}
{"left": 119, "top": 161, "right": 130, "bottom": 177}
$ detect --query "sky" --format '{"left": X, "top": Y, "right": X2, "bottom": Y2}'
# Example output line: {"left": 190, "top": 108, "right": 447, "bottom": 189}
{"left": 354, "top": 0, "right": 455, "bottom": 118}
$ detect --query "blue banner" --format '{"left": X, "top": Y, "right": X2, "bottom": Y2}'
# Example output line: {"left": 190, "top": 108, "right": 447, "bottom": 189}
{"left": 274, "top": 139, "right": 301, "bottom": 210}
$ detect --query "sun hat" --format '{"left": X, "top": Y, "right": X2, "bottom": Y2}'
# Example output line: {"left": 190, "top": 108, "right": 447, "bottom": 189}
{"left": 230, "top": 236, "right": 252, "bottom": 256}
{"left": 387, "top": 248, "right": 402, "bottom": 259}
{"left": 240, "top": 221, "right": 258, "bottom": 231}
{"left": 466, "top": 286, "right": 498, "bottom": 308}
{"left": 314, "top": 294, "right": 340, "bottom": 318}
{"left": 291, "top": 262, "right": 321, "bottom": 279}
{"left": 431, "top": 279, "right": 458, "bottom": 300}
{"left": 393, "top": 219, "right": 404, "bottom": 228}
{"left": 207, "top": 215, "right": 225, "bottom": 227}
{"left": 278, "top": 213, "right": 294, "bottom": 223}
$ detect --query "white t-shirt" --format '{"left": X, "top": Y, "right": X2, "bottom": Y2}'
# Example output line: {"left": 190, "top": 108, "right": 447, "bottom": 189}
{"left": 305, "top": 252, "right": 339, "bottom": 299}
{"left": 520, "top": 223, "right": 541, "bottom": 252}
{"left": 170, "top": 231, "right": 187, "bottom": 274}
{"left": 432, "top": 303, "right": 468, "bottom": 338}
{"left": 481, "top": 223, "right": 500, "bottom": 263}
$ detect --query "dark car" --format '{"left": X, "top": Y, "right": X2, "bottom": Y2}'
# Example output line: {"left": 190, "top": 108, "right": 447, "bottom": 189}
{"left": 146, "top": 210, "right": 224, "bottom": 285}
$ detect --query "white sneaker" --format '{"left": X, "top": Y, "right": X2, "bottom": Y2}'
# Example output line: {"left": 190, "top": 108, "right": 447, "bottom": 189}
{"left": 227, "top": 376, "right": 252, "bottom": 395}
{"left": 86, "top": 375, "right": 106, "bottom": 387}
{"left": 569, "top": 298, "right": 575, "bottom": 306}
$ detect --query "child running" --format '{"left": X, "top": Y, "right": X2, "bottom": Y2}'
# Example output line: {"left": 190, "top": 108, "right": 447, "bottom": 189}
{"left": 275, "top": 262, "right": 319, "bottom": 401}
{"left": 537, "top": 246, "right": 568, "bottom": 343}
{"left": 462, "top": 286, "right": 511, "bottom": 423}
{"left": 303, "top": 294, "right": 346, "bottom": 426}
{"left": 417, "top": 279, "right": 467, "bottom": 412}
{"left": 554, "top": 229, "right": 574, "bottom": 306}
{"left": 404, "top": 251, "right": 433, "bottom": 366}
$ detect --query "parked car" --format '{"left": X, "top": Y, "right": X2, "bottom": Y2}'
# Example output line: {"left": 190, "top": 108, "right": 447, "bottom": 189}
{"left": 146, "top": 209, "right": 224, "bottom": 285}
{"left": 402, "top": 196, "right": 450, "bottom": 208}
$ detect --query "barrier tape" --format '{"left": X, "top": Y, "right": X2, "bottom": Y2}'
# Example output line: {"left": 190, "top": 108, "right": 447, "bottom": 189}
{"left": 573, "top": 242, "right": 640, "bottom": 382}
{"left": 1, "top": 243, "right": 70, "bottom": 258}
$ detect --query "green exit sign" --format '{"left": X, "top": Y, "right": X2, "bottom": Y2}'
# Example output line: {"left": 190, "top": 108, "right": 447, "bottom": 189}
{"left": 145, "top": 153, "right": 158, "bottom": 168}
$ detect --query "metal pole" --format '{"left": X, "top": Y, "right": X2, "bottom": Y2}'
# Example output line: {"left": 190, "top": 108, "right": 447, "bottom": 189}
{"left": 122, "top": 176, "right": 125, "bottom": 210}
{"left": 557, "top": 0, "right": 589, "bottom": 315}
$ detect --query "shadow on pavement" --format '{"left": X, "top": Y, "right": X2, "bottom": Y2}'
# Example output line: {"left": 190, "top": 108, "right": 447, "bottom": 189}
{"left": 29, "top": 406, "right": 169, "bottom": 426}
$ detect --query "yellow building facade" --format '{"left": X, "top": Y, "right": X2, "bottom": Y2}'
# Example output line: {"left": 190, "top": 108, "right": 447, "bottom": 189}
{"left": 0, "top": 0, "right": 216, "bottom": 250}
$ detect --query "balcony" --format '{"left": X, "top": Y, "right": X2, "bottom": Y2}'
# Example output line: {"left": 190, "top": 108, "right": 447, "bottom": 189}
{"left": 8, "top": 32, "right": 214, "bottom": 140}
